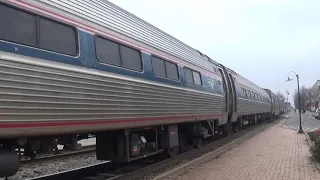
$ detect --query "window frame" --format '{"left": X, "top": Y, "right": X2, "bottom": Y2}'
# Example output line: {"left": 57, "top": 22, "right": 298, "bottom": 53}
{"left": 38, "top": 16, "right": 79, "bottom": 56}
{"left": 151, "top": 55, "right": 166, "bottom": 78}
{"left": 0, "top": 2, "right": 79, "bottom": 57}
{"left": 95, "top": 35, "right": 143, "bottom": 72}
{"left": 192, "top": 70, "right": 202, "bottom": 86}
{"left": 95, "top": 36, "right": 121, "bottom": 66}
{"left": 0, "top": 4, "right": 37, "bottom": 47}
{"left": 119, "top": 44, "right": 143, "bottom": 72}
{"left": 151, "top": 55, "right": 179, "bottom": 81}
{"left": 184, "top": 67, "right": 202, "bottom": 86}
{"left": 164, "top": 60, "right": 179, "bottom": 81}
{"left": 184, "top": 67, "right": 194, "bottom": 84}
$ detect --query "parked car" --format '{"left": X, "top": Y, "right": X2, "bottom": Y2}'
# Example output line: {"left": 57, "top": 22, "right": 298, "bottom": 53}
{"left": 315, "top": 108, "right": 320, "bottom": 119}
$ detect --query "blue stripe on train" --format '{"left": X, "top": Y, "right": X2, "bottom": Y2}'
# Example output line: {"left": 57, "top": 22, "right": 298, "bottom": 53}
{"left": 0, "top": 30, "right": 224, "bottom": 95}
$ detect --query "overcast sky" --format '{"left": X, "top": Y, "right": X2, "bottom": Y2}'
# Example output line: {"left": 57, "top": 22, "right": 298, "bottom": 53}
{"left": 109, "top": 0, "right": 320, "bottom": 104}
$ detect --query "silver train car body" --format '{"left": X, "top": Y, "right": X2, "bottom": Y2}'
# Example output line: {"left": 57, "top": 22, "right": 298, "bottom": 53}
{"left": 233, "top": 72, "right": 271, "bottom": 117}
{"left": 264, "top": 89, "right": 281, "bottom": 117}
{"left": 0, "top": 0, "right": 225, "bottom": 137}
{"left": 0, "top": 52, "right": 225, "bottom": 137}
{"left": 0, "top": 0, "right": 273, "bottom": 138}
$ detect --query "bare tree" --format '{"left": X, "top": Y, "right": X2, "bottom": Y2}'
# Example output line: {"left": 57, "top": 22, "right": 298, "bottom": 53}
{"left": 309, "top": 87, "right": 320, "bottom": 103}
{"left": 293, "top": 86, "right": 310, "bottom": 110}
{"left": 276, "top": 92, "right": 286, "bottom": 101}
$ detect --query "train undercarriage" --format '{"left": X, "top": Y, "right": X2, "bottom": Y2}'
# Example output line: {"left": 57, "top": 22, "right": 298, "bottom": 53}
{"left": 95, "top": 113, "right": 271, "bottom": 163}
{"left": 0, "top": 113, "right": 273, "bottom": 178}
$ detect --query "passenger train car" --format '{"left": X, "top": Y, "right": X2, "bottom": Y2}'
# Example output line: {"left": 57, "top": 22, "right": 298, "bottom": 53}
{"left": 264, "top": 89, "right": 281, "bottom": 118}
{"left": 0, "top": 0, "right": 280, "bottom": 177}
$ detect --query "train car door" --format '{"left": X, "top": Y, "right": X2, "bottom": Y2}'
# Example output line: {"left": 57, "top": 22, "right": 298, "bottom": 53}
{"left": 228, "top": 73, "right": 237, "bottom": 112}
{"left": 218, "top": 68, "right": 229, "bottom": 113}
{"left": 218, "top": 65, "right": 236, "bottom": 115}
{"left": 272, "top": 96, "right": 275, "bottom": 115}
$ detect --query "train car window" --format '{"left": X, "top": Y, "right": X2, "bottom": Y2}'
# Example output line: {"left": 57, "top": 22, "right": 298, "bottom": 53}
{"left": 165, "top": 61, "right": 179, "bottom": 80}
{"left": 120, "top": 45, "right": 142, "bottom": 71}
{"left": 0, "top": 4, "right": 37, "bottom": 46}
{"left": 95, "top": 36, "right": 121, "bottom": 66}
{"left": 152, "top": 56, "right": 166, "bottom": 77}
{"left": 39, "top": 18, "right": 77, "bottom": 56}
{"left": 184, "top": 68, "right": 194, "bottom": 84}
{"left": 0, "top": 4, "right": 78, "bottom": 56}
{"left": 193, "top": 71, "right": 202, "bottom": 85}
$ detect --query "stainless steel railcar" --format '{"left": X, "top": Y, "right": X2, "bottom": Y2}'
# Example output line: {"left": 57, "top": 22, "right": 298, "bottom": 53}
{"left": 0, "top": 0, "right": 275, "bottom": 177}
{"left": 264, "top": 89, "right": 281, "bottom": 118}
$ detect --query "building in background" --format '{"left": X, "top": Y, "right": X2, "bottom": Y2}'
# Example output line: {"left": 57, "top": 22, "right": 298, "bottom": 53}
{"left": 284, "top": 102, "right": 292, "bottom": 112}
{"left": 312, "top": 80, "right": 320, "bottom": 91}
{"left": 312, "top": 80, "right": 320, "bottom": 109}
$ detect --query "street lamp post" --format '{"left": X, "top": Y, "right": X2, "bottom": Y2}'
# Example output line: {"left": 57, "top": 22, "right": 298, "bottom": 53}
{"left": 286, "top": 71, "right": 303, "bottom": 133}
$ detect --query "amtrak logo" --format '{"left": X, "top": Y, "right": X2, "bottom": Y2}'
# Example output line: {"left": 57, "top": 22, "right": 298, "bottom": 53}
{"left": 208, "top": 80, "right": 215, "bottom": 90}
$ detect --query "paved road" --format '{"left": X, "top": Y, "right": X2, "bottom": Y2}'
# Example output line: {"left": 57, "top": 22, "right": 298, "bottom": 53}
{"left": 283, "top": 111, "right": 320, "bottom": 132}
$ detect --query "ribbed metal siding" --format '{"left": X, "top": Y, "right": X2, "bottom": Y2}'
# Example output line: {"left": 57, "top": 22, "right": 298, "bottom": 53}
{"left": 34, "top": 0, "right": 220, "bottom": 73}
{"left": 235, "top": 76, "right": 270, "bottom": 98}
{"left": 0, "top": 53, "right": 224, "bottom": 123}
{"left": 237, "top": 98, "right": 271, "bottom": 115}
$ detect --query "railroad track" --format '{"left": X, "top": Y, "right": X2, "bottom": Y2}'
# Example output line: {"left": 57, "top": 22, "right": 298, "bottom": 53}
{"left": 20, "top": 145, "right": 96, "bottom": 164}
{"left": 27, "top": 118, "right": 282, "bottom": 180}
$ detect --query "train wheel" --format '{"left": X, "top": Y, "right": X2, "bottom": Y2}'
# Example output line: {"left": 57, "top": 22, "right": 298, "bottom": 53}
{"left": 30, "top": 151, "right": 36, "bottom": 160}
{"left": 193, "top": 138, "right": 202, "bottom": 148}
{"left": 233, "top": 124, "right": 239, "bottom": 133}
{"left": 0, "top": 150, "right": 20, "bottom": 178}
{"left": 167, "top": 146, "right": 179, "bottom": 157}
{"left": 224, "top": 124, "right": 232, "bottom": 136}
{"left": 179, "top": 135, "right": 186, "bottom": 153}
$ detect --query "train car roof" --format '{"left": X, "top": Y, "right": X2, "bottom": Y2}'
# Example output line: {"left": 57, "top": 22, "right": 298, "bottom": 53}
{"left": 263, "top": 89, "right": 280, "bottom": 100}
{"left": 225, "top": 67, "right": 269, "bottom": 97}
